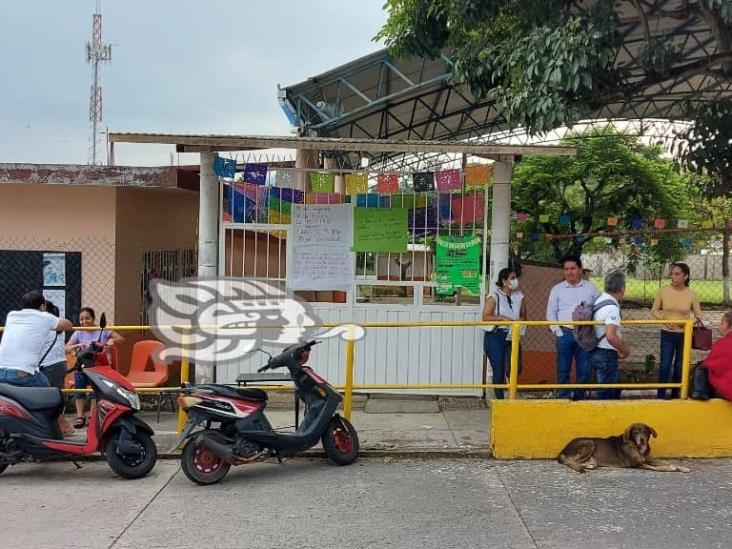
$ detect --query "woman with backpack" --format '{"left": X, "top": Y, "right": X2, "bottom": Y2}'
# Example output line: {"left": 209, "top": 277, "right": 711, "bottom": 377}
{"left": 481, "top": 267, "right": 526, "bottom": 399}
{"left": 651, "top": 263, "right": 704, "bottom": 399}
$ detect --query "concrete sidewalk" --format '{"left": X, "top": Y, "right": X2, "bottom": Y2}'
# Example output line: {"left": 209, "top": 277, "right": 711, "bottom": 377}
{"left": 63, "top": 402, "right": 490, "bottom": 456}
{"left": 118, "top": 406, "right": 491, "bottom": 456}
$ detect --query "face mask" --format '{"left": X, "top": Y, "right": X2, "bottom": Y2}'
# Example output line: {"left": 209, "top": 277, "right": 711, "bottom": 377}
{"left": 509, "top": 279, "right": 519, "bottom": 290}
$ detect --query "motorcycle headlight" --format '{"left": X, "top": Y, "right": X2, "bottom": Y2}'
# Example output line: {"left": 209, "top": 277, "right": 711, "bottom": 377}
{"left": 116, "top": 386, "right": 141, "bottom": 410}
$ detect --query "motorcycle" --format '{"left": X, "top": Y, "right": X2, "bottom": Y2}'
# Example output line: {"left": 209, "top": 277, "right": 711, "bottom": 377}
{"left": 0, "top": 315, "right": 157, "bottom": 479}
{"left": 174, "top": 340, "right": 359, "bottom": 485}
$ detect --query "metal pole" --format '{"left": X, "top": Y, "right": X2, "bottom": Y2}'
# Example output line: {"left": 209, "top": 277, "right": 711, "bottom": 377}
{"left": 176, "top": 332, "right": 190, "bottom": 432}
{"left": 508, "top": 323, "right": 521, "bottom": 399}
{"left": 680, "top": 319, "right": 693, "bottom": 399}
{"left": 343, "top": 326, "right": 355, "bottom": 420}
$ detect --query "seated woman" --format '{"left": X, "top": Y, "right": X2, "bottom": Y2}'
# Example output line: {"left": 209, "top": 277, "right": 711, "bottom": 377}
{"left": 65, "top": 307, "right": 124, "bottom": 428}
{"left": 702, "top": 311, "right": 732, "bottom": 401}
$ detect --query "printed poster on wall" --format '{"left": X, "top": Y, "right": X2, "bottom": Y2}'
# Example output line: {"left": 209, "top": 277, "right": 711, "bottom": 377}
{"left": 352, "top": 207, "right": 408, "bottom": 253}
{"left": 435, "top": 235, "right": 481, "bottom": 296}
{"left": 288, "top": 204, "right": 354, "bottom": 291}
{"left": 43, "top": 253, "right": 65, "bottom": 286}
{"left": 43, "top": 289, "right": 66, "bottom": 319}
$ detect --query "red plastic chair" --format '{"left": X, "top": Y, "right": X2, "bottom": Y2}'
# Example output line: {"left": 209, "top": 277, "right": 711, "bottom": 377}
{"left": 125, "top": 340, "right": 172, "bottom": 420}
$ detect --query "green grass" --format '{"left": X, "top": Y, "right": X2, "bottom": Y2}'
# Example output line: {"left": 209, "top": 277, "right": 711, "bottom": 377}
{"left": 590, "top": 276, "right": 728, "bottom": 306}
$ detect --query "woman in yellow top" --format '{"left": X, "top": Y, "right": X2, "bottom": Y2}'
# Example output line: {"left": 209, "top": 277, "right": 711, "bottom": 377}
{"left": 651, "top": 262, "right": 703, "bottom": 399}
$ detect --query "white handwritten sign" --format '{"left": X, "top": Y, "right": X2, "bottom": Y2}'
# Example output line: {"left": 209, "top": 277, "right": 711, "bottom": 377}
{"left": 289, "top": 204, "right": 354, "bottom": 291}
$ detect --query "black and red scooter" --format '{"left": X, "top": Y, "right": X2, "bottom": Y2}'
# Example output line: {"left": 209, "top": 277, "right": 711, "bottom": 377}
{"left": 174, "top": 340, "right": 359, "bottom": 485}
{"left": 0, "top": 315, "right": 157, "bottom": 479}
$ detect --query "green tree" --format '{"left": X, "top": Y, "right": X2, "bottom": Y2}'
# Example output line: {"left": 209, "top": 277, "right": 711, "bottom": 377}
{"left": 511, "top": 127, "right": 691, "bottom": 262}
{"left": 674, "top": 100, "right": 732, "bottom": 196}
{"left": 376, "top": 0, "right": 732, "bottom": 135}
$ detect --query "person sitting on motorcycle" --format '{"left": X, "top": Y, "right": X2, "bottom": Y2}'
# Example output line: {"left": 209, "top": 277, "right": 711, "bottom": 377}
{"left": 0, "top": 290, "right": 73, "bottom": 387}
{"left": 65, "top": 307, "right": 124, "bottom": 428}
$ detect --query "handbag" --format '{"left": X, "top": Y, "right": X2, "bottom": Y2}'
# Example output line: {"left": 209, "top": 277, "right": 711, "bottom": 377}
{"left": 692, "top": 326, "right": 713, "bottom": 351}
{"left": 691, "top": 362, "right": 712, "bottom": 400}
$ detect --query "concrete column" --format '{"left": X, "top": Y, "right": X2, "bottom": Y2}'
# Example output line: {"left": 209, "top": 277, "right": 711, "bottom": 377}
{"left": 489, "top": 160, "right": 513, "bottom": 289}
{"left": 324, "top": 156, "right": 344, "bottom": 194}
{"left": 196, "top": 151, "right": 218, "bottom": 384}
{"left": 198, "top": 151, "right": 219, "bottom": 278}
{"left": 295, "top": 148, "right": 318, "bottom": 191}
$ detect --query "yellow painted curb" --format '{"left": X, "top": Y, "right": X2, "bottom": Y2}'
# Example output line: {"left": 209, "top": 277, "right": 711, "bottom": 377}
{"left": 491, "top": 399, "right": 732, "bottom": 459}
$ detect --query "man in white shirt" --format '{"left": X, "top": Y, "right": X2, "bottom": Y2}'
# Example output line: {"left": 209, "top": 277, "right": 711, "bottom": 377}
{"left": 0, "top": 290, "right": 73, "bottom": 388}
{"left": 590, "top": 271, "right": 630, "bottom": 399}
{"left": 546, "top": 254, "right": 600, "bottom": 399}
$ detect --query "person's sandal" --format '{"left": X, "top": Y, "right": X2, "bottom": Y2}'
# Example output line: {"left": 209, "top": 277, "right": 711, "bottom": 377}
{"left": 73, "top": 417, "right": 86, "bottom": 429}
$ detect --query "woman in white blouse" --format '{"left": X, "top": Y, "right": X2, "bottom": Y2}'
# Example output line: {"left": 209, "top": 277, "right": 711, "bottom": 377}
{"left": 481, "top": 267, "right": 527, "bottom": 399}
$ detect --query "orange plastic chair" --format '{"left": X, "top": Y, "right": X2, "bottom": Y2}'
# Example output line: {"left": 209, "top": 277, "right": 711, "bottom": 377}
{"left": 125, "top": 340, "right": 172, "bottom": 420}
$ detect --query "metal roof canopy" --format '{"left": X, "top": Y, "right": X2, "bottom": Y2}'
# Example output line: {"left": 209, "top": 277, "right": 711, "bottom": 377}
{"left": 280, "top": 0, "right": 731, "bottom": 169}
{"left": 106, "top": 133, "right": 576, "bottom": 158}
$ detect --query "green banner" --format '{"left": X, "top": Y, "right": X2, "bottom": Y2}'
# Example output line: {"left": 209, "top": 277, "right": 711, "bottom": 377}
{"left": 435, "top": 235, "right": 481, "bottom": 295}
{"left": 353, "top": 207, "right": 408, "bottom": 253}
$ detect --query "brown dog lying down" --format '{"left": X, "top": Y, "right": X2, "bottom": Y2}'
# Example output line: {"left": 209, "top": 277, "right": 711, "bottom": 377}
{"left": 558, "top": 423, "right": 690, "bottom": 473}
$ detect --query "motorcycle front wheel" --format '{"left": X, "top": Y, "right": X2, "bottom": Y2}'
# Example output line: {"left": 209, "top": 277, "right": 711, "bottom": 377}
{"left": 104, "top": 430, "right": 157, "bottom": 479}
{"left": 321, "top": 416, "right": 359, "bottom": 465}
{"left": 181, "top": 437, "right": 231, "bottom": 485}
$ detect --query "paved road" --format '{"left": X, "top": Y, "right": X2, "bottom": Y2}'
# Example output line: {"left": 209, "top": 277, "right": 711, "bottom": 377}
{"left": 2, "top": 457, "right": 730, "bottom": 548}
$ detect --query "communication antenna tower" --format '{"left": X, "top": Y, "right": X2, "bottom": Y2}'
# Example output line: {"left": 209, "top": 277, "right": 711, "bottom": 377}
{"left": 86, "top": 0, "right": 112, "bottom": 165}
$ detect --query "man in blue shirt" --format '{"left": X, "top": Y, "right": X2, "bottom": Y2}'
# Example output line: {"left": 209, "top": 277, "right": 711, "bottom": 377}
{"left": 546, "top": 255, "right": 600, "bottom": 399}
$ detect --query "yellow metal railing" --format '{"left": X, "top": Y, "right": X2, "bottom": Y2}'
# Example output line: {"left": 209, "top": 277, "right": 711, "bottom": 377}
{"left": 337, "top": 318, "right": 695, "bottom": 421}
{"left": 0, "top": 319, "right": 697, "bottom": 426}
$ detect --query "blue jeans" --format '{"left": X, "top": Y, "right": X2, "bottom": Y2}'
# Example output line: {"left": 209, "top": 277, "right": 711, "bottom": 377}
{"left": 555, "top": 330, "right": 591, "bottom": 400}
{"left": 590, "top": 348, "right": 620, "bottom": 400}
{"left": 658, "top": 330, "right": 684, "bottom": 399}
{"left": 73, "top": 371, "right": 91, "bottom": 401}
{"left": 0, "top": 368, "right": 51, "bottom": 388}
{"left": 484, "top": 331, "right": 522, "bottom": 400}
{"left": 484, "top": 331, "right": 509, "bottom": 399}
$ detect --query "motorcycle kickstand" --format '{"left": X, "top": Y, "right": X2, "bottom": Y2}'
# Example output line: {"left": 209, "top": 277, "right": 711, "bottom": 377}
{"left": 272, "top": 449, "right": 283, "bottom": 464}
{"left": 71, "top": 459, "right": 82, "bottom": 470}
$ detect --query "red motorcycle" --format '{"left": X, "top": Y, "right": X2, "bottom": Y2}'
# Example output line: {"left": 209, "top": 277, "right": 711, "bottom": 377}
{"left": 0, "top": 316, "right": 157, "bottom": 479}
{"left": 174, "top": 340, "right": 359, "bottom": 485}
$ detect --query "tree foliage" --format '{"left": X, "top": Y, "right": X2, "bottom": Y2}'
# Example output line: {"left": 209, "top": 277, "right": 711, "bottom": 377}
{"left": 674, "top": 100, "right": 732, "bottom": 196}
{"left": 376, "top": 0, "right": 732, "bottom": 135}
{"left": 511, "top": 127, "right": 691, "bottom": 262}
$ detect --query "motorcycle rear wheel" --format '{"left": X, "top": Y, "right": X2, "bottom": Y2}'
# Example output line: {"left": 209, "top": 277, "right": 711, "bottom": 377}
{"left": 322, "top": 416, "right": 359, "bottom": 465}
{"left": 181, "top": 438, "right": 231, "bottom": 485}
{"left": 104, "top": 430, "right": 157, "bottom": 479}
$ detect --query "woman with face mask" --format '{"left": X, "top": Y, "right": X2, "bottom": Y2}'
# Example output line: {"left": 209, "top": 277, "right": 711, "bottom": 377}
{"left": 481, "top": 267, "right": 527, "bottom": 399}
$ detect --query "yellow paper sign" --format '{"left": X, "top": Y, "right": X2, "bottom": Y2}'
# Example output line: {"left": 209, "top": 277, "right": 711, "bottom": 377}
{"left": 607, "top": 217, "right": 619, "bottom": 226}
{"left": 464, "top": 164, "right": 492, "bottom": 187}
{"left": 345, "top": 173, "right": 368, "bottom": 194}
{"left": 702, "top": 220, "right": 714, "bottom": 229}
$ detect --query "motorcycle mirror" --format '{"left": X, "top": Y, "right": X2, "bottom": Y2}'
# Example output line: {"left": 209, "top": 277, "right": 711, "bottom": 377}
{"left": 99, "top": 313, "right": 107, "bottom": 332}
{"left": 253, "top": 347, "right": 272, "bottom": 361}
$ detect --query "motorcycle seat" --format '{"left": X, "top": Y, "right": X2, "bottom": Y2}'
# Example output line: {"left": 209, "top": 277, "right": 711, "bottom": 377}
{"left": 0, "top": 383, "right": 63, "bottom": 411}
{"left": 196, "top": 384, "right": 268, "bottom": 401}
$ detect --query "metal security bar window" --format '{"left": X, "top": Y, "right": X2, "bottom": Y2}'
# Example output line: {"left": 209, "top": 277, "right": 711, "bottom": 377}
{"left": 219, "top": 163, "right": 491, "bottom": 307}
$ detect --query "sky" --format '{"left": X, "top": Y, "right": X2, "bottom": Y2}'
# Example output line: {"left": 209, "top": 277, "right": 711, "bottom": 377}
{"left": 0, "top": 1, "right": 388, "bottom": 166}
